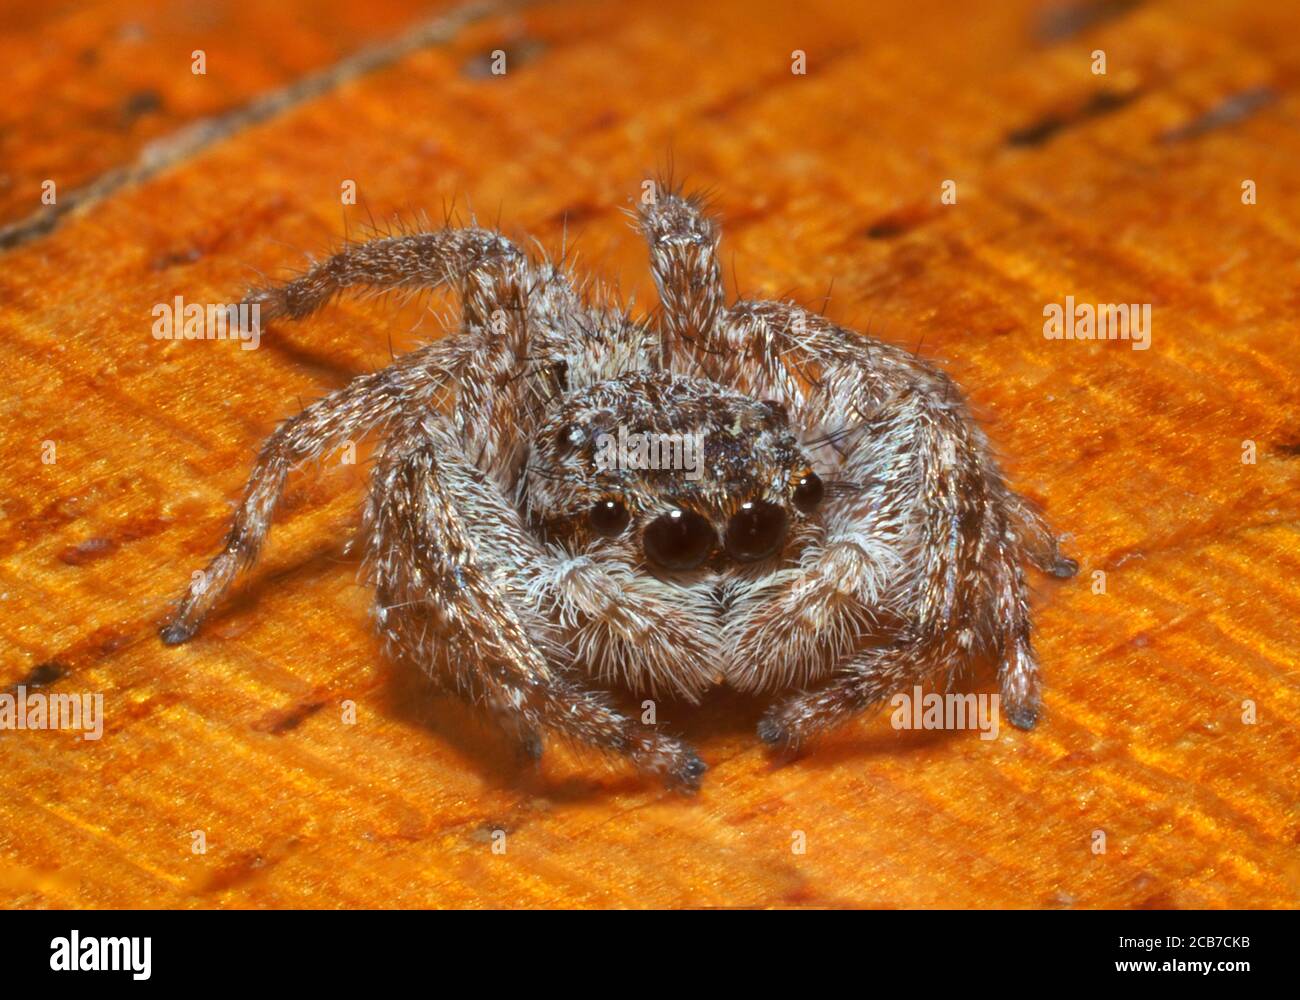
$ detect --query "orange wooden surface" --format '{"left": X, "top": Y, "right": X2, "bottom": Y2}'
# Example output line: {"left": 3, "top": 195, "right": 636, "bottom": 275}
{"left": 0, "top": 0, "right": 1297, "bottom": 908}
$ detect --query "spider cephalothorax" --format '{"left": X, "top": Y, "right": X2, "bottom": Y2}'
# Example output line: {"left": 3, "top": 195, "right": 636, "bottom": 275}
{"left": 160, "top": 186, "right": 1075, "bottom": 790}
{"left": 525, "top": 369, "right": 816, "bottom": 569}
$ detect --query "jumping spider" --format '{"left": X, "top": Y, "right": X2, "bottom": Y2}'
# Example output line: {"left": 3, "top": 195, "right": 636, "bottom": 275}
{"left": 160, "top": 187, "right": 1075, "bottom": 790}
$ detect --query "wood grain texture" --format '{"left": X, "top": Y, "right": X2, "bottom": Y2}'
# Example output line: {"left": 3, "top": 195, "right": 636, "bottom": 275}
{"left": 0, "top": 0, "right": 471, "bottom": 238}
{"left": 1, "top": 0, "right": 1297, "bottom": 908}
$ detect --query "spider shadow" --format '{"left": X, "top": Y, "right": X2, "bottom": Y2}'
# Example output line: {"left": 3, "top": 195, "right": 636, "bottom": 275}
{"left": 375, "top": 653, "right": 1011, "bottom": 796}
{"left": 770, "top": 657, "right": 1014, "bottom": 775}
{"left": 207, "top": 541, "right": 1015, "bottom": 796}
{"left": 374, "top": 657, "right": 691, "bottom": 803}
{"left": 199, "top": 559, "right": 748, "bottom": 801}
{"left": 662, "top": 685, "right": 770, "bottom": 744}
{"left": 771, "top": 720, "right": 963, "bottom": 775}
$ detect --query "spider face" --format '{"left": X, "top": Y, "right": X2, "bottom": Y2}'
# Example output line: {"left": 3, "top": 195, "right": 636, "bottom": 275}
{"left": 525, "top": 370, "right": 822, "bottom": 572}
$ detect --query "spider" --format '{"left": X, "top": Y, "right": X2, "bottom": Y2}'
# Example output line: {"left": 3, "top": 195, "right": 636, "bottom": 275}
{"left": 160, "top": 185, "right": 1076, "bottom": 791}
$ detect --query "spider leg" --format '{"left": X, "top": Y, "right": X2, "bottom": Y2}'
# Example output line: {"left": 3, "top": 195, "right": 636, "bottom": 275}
{"left": 753, "top": 391, "right": 996, "bottom": 750}
{"left": 756, "top": 644, "right": 921, "bottom": 750}
{"left": 1010, "top": 493, "right": 1079, "bottom": 578}
{"left": 743, "top": 382, "right": 982, "bottom": 738}
{"left": 366, "top": 415, "right": 707, "bottom": 790}
{"left": 723, "top": 546, "right": 904, "bottom": 697}
{"left": 247, "top": 225, "right": 581, "bottom": 487}
{"left": 163, "top": 224, "right": 576, "bottom": 644}
{"left": 754, "top": 523, "right": 1045, "bottom": 747}
{"left": 715, "top": 302, "right": 938, "bottom": 693}
{"left": 991, "top": 534, "right": 1042, "bottom": 730}
{"left": 243, "top": 227, "right": 530, "bottom": 333}
{"left": 636, "top": 188, "right": 728, "bottom": 375}
{"left": 705, "top": 298, "right": 1072, "bottom": 743}
{"left": 159, "top": 348, "right": 451, "bottom": 645}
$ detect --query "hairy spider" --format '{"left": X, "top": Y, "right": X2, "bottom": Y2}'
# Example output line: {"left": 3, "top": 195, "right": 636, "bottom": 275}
{"left": 160, "top": 186, "right": 1075, "bottom": 790}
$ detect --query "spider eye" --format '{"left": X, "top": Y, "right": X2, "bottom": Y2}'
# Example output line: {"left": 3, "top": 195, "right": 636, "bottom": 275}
{"left": 724, "top": 500, "right": 788, "bottom": 563}
{"left": 792, "top": 471, "right": 824, "bottom": 513}
{"left": 589, "top": 498, "right": 630, "bottom": 537}
{"left": 642, "top": 509, "right": 715, "bottom": 571}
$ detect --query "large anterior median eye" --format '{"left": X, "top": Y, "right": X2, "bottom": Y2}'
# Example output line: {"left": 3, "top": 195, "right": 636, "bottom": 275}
{"left": 724, "top": 500, "right": 788, "bottom": 563}
{"left": 589, "top": 498, "right": 630, "bottom": 537}
{"left": 792, "top": 471, "right": 824, "bottom": 513}
{"left": 642, "top": 509, "right": 715, "bottom": 571}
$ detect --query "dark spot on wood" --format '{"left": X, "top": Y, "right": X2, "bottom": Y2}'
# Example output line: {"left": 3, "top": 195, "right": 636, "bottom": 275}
{"left": 56, "top": 516, "right": 171, "bottom": 566}
{"left": 583, "top": 110, "right": 620, "bottom": 133}
{"left": 121, "top": 89, "right": 163, "bottom": 123}
{"left": 1006, "top": 89, "right": 1138, "bottom": 148}
{"left": 17, "top": 622, "right": 142, "bottom": 683}
{"left": 118, "top": 516, "right": 170, "bottom": 543}
{"left": 1037, "top": 0, "right": 1143, "bottom": 43}
{"left": 864, "top": 202, "right": 939, "bottom": 239}
{"left": 544, "top": 201, "right": 605, "bottom": 229}
{"left": 58, "top": 536, "right": 117, "bottom": 566}
{"left": 94, "top": 626, "right": 133, "bottom": 657}
{"left": 781, "top": 882, "right": 819, "bottom": 906}
{"left": 151, "top": 246, "right": 202, "bottom": 270}
{"left": 7, "top": 497, "right": 81, "bottom": 549}
{"left": 19, "top": 661, "right": 68, "bottom": 689}
{"left": 202, "top": 851, "right": 276, "bottom": 893}
{"left": 1275, "top": 440, "right": 1300, "bottom": 458}
{"left": 866, "top": 218, "right": 909, "bottom": 239}
{"left": 700, "top": 46, "right": 855, "bottom": 120}
{"left": 1159, "top": 87, "right": 1276, "bottom": 143}
{"left": 0, "top": 7, "right": 469, "bottom": 251}
{"left": 253, "top": 699, "right": 328, "bottom": 734}
{"left": 1007, "top": 115, "right": 1067, "bottom": 148}
{"left": 461, "top": 39, "right": 546, "bottom": 79}
{"left": 1083, "top": 89, "right": 1135, "bottom": 115}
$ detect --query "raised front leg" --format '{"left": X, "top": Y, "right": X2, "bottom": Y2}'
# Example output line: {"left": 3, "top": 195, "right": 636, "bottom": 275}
{"left": 637, "top": 186, "right": 728, "bottom": 376}
{"left": 244, "top": 226, "right": 529, "bottom": 333}
{"left": 161, "top": 223, "right": 570, "bottom": 644}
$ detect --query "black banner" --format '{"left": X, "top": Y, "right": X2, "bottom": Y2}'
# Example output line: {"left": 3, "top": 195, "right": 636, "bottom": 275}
{"left": 0, "top": 908, "right": 1288, "bottom": 986}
